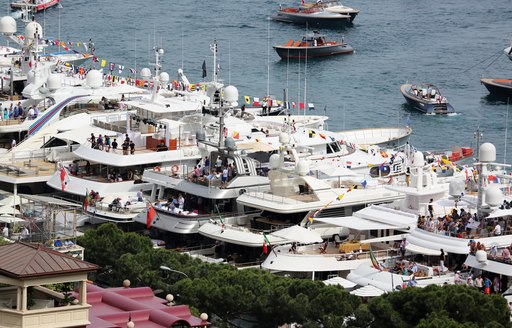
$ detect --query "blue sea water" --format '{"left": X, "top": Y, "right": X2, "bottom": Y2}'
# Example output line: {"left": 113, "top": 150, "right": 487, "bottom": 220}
{"left": 3, "top": 0, "right": 512, "bottom": 160}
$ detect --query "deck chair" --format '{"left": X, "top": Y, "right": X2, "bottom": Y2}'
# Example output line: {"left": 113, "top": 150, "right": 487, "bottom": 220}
{"left": 334, "top": 234, "right": 342, "bottom": 245}
{"left": 292, "top": 41, "right": 301, "bottom": 47}
{"left": 285, "top": 39, "right": 294, "bottom": 46}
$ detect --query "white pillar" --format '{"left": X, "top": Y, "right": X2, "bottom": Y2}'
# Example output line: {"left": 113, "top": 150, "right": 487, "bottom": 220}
{"left": 158, "top": 186, "right": 165, "bottom": 200}
{"left": 21, "top": 286, "right": 27, "bottom": 311}
{"left": 150, "top": 184, "right": 157, "bottom": 202}
{"left": 79, "top": 280, "right": 87, "bottom": 305}
{"left": 16, "top": 286, "right": 22, "bottom": 310}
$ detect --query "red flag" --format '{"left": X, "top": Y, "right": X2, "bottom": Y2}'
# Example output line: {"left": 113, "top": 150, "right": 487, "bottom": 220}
{"left": 299, "top": 102, "right": 305, "bottom": 109}
{"left": 60, "top": 166, "right": 68, "bottom": 191}
{"left": 147, "top": 205, "right": 156, "bottom": 229}
{"left": 292, "top": 101, "right": 296, "bottom": 108}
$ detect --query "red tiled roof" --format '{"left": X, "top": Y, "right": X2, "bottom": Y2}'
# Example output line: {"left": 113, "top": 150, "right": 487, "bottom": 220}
{"left": 0, "top": 242, "right": 98, "bottom": 279}
{"left": 77, "top": 285, "right": 209, "bottom": 328}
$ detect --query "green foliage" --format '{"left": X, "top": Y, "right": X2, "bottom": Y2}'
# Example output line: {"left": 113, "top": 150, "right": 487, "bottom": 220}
{"left": 367, "top": 285, "right": 511, "bottom": 328}
{"left": 78, "top": 223, "right": 512, "bottom": 328}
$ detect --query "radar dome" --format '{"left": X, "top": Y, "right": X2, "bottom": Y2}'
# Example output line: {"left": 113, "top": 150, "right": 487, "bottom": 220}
{"left": 412, "top": 151, "right": 424, "bottom": 167}
{"left": 86, "top": 70, "right": 103, "bottom": 89}
{"left": 223, "top": 85, "right": 238, "bottom": 103}
{"left": 279, "top": 133, "right": 290, "bottom": 145}
{"left": 269, "top": 154, "right": 280, "bottom": 169}
{"left": 140, "top": 68, "right": 151, "bottom": 79}
{"left": 159, "top": 72, "right": 169, "bottom": 84}
{"left": 295, "top": 159, "right": 310, "bottom": 176}
{"left": 475, "top": 250, "right": 487, "bottom": 263}
{"left": 25, "top": 21, "right": 43, "bottom": 40}
{"left": 0, "top": 16, "right": 16, "bottom": 35}
{"left": 225, "top": 137, "right": 235, "bottom": 150}
{"left": 479, "top": 142, "right": 496, "bottom": 162}
{"left": 47, "top": 74, "right": 62, "bottom": 91}
{"left": 157, "top": 48, "right": 164, "bottom": 55}
{"left": 448, "top": 179, "right": 465, "bottom": 197}
{"left": 485, "top": 185, "right": 503, "bottom": 207}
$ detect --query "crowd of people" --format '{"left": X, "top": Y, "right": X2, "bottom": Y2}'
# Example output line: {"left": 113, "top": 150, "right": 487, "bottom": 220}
{"left": 1, "top": 102, "right": 40, "bottom": 122}
{"left": 189, "top": 156, "right": 238, "bottom": 186}
{"left": 88, "top": 133, "right": 135, "bottom": 155}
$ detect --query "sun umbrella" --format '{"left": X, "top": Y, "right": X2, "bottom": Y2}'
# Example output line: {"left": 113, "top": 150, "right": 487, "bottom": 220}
{"left": 323, "top": 276, "right": 357, "bottom": 289}
{"left": 270, "top": 225, "right": 323, "bottom": 244}
{"left": 0, "top": 195, "right": 22, "bottom": 207}
{"left": 0, "top": 206, "right": 21, "bottom": 215}
{"left": 350, "top": 285, "right": 386, "bottom": 297}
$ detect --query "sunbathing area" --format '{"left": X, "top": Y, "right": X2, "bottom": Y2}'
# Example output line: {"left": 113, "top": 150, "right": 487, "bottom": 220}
{"left": 0, "top": 159, "right": 56, "bottom": 180}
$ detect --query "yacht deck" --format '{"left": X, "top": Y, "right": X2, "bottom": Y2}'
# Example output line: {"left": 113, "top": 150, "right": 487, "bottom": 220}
{"left": 0, "top": 158, "right": 56, "bottom": 183}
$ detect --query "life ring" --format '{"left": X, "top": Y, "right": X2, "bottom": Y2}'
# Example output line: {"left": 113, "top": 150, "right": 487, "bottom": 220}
{"left": 171, "top": 165, "right": 179, "bottom": 174}
{"left": 153, "top": 166, "right": 161, "bottom": 172}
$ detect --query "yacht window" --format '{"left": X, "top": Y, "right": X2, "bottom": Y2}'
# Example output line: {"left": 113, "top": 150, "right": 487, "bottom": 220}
{"left": 330, "top": 142, "right": 341, "bottom": 153}
{"left": 326, "top": 144, "right": 333, "bottom": 154}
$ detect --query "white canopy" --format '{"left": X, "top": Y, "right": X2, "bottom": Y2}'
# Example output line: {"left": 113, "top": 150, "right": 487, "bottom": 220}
{"left": 360, "top": 233, "right": 409, "bottom": 244}
{"left": 0, "top": 206, "right": 21, "bottom": 215}
{"left": 270, "top": 225, "right": 323, "bottom": 244}
{"left": 0, "top": 215, "right": 25, "bottom": 224}
{"left": 487, "top": 208, "right": 512, "bottom": 219}
{"left": 315, "top": 165, "right": 358, "bottom": 177}
{"left": 350, "top": 285, "right": 386, "bottom": 297}
{"left": 0, "top": 196, "right": 21, "bottom": 207}
{"left": 406, "top": 243, "right": 441, "bottom": 256}
{"left": 323, "top": 276, "right": 357, "bottom": 289}
{"left": 315, "top": 216, "right": 401, "bottom": 230}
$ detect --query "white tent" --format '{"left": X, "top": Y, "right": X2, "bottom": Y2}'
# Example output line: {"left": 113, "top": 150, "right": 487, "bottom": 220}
{"left": 323, "top": 276, "right": 357, "bottom": 289}
{"left": 350, "top": 285, "right": 386, "bottom": 297}
{"left": 270, "top": 225, "right": 323, "bottom": 244}
{"left": 0, "top": 215, "right": 25, "bottom": 224}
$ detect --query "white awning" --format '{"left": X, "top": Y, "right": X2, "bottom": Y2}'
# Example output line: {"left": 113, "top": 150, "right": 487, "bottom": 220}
{"left": 360, "top": 234, "right": 409, "bottom": 244}
{"left": 406, "top": 243, "right": 441, "bottom": 256}
{"left": 315, "top": 216, "right": 401, "bottom": 230}
{"left": 487, "top": 208, "right": 512, "bottom": 219}
{"left": 323, "top": 276, "right": 357, "bottom": 289}
{"left": 350, "top": 285, "right": 386, "bottom": 297}
{"left": 464, "top": 254, "right": 512, "bottom": 276}
{"left": 354, "top": 205, "right": 417, "bottom": 229}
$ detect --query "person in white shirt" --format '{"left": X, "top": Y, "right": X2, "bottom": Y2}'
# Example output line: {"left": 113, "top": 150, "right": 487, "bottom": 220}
{"left": 28, "top": 107, "right": 34, "bottom": 119}
{"left": 493, "top": 223, "right": 502, "bottom": 236}
{"left": 2, "top": 225, "right": 8, "bottom": 238}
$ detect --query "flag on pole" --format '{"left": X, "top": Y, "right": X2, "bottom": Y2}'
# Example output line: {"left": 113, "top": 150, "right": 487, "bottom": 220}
{"left": 369, "top": 248, "right": 381, "bottom": 271}
{"left": 146, "top": 203, "right": 156, "bottom": 229}
{"left": 299, "top": 102, "right": 305, "bottom": 109}
{"left": 101, "top": 59, "right": 106, "bottom": 67}
{"left": 292, "top": 101, "right": 296, "bottom": 109}
{"left": 59, "top": 164, "right": 70, "bottom": 191}
{"left": 109, "top": 62, "right": 115, "bottom": 72}
{"left": 263, "top": 233, "right": 271, "bottom": 254}
{"left": 308, "top": 103, "right": 315, "bottom": 110}
{"left": 118, "top": 65, "right": 125, "bottom": 74}
{"left": 253, "top": 97, "right": 260, "bottom": 106}
{"left": 129, "top": 68, "right": 136, "bottom": 74}
{"left": 201, "top": 60, "right": 207, "bottom": 78}
{"left": 244, "top": 96, "right": 251, "bottom": 104}
{"left": 83, "top": 189, "right": 90, "bottom": 211}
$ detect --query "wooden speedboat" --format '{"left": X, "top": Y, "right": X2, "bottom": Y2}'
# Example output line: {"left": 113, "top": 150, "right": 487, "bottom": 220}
{"left": 10, "top": 0, "right": 60, "bottom": 12}
{"left": 400, "top": 83, "right": 455, "bottom": 114}
{"left": 301, "top": 0, "right": 359, "bottom": 22}
{"left": 481, "top": 78, "right": 512, "bottom": 97}
{"left": 273, "top": 31, "right": 353, "bottom": 59}
{"left": 272, "top": 3, "right": 352, "bottom": 27}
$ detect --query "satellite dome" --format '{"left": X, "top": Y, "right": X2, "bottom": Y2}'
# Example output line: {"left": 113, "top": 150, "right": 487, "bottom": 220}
{"left": 475, "top": 249, "right": 487, "bottom": 263}
{"left": 448, "top": 179, "right": 465, "bottom": 197}
{"left": 159, "top": 72, "right": 169, "bottom": 84}
{"left": 86, "top": 70, "right": 103, "bottom": 89}
{"left": 0, "top": 16, "right": 16, "bottom": 35}
{"left": 223, "top": 85, "right": 239, "bottom": 104}
{"left": 485, "top": 185, "right": 503, "bottom": 207}
{"left": 479, "top": 143, "right": 496, "bottom": 162}
{"left": 47, "top": 73, "right": 62, "bottom": 91}
{"left": 279, "top": 133, "right": 290, "bottom": 145}
{"left": 25, "top": 21, "right": 43, "bottom": 40}
{"left": 140, "top": 68, "right": 151, "bottom": 79}
{"left": 225, "top": 137, "right": 235, "bottom": 150}
{"left": 295, "top": 159, "right": 310, "bottom": 176}
{"left": 269, "top": 154, "right": 280, "bottom": 169}
{"left": 157, "top": 48, "right": 164, "bottom": 55}
{"left": 412, "top": 151, "right": 424, "bottom": 167}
